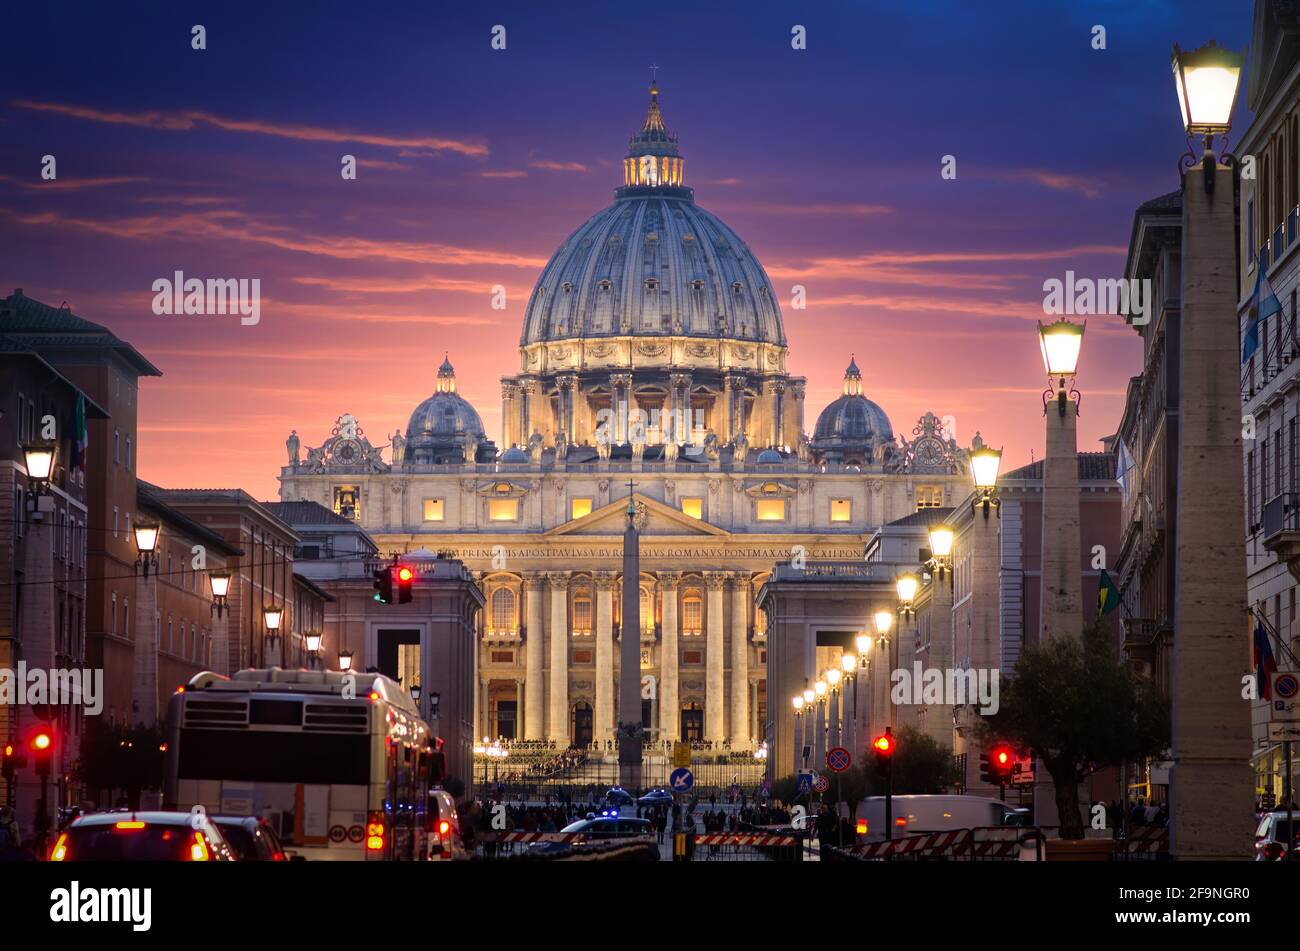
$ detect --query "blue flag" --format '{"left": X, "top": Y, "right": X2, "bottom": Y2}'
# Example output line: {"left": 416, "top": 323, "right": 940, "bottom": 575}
{"left": 1243, "top": 265, "right": 1282, "bottom": 364}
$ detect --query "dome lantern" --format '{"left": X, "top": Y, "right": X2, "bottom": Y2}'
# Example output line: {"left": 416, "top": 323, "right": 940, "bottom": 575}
{"left": 618, "top": 74, "right": 690, "bottom": 199}
{"left": 436, "top": 353, "right": 457, "bottom": 394}
{"left": 842, "top": 356, "right": 863, "bottom": 397}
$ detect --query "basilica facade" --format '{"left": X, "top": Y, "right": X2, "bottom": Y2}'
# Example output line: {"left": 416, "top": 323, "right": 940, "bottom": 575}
{"left": 278, "top": 82, "right": 971, "bottom": 751}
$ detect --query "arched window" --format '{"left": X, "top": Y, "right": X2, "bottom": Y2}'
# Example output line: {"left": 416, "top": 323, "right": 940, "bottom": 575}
{"left": 682, "top": 589, "right": 703, "bottom": 636}
{"left": 490, "top": 588, "right": 516, "bottom": 634}
{"left": 639, "top": 587, "right": 653, "bottom": 633}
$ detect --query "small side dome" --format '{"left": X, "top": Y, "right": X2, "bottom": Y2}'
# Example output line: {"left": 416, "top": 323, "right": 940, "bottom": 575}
{"left": 403, "top": 354, "right": 491, "bottom": 464}
{"left": 500, "top": 446, "right": 529, "bottom": 464}
{"left": 755, "top": 448, "right": 783, "bottom": 465}
{"left": 812, "top": 356, "right": 893, "bottom": 466}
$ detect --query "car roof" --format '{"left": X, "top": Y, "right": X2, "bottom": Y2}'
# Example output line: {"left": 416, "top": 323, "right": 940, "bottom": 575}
{"left": 212, "top": 816, "right": 264, "bottom": 827}
{"left": 71, "top": 811, "right": 215, "bottom": 827}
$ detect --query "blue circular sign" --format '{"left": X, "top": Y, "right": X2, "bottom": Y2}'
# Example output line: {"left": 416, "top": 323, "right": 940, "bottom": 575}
{"left": 1278, "top": 674, "right": 1300, "bottom": 699}
{"left": 669, "top": 767, "right": 694, "bottom": 792}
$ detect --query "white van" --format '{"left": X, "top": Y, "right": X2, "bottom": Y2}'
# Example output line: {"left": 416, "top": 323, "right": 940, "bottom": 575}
{"left": 853, "top": 795, "right": 1024, "bottom": 842}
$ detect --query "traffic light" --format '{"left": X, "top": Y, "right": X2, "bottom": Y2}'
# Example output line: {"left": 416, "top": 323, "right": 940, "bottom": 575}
{"left": 1, "top": 742, "right": 19, "bottom": 783}
{"left": 396, "top": 564, "right": 414, "bottom": 604}
{"left": 373, "top": 566, "right": 394, "bottom": 604}
{"left": 871, "top": 728, "right": 894, "bottom": 777}
{"left": 990, "top": 745, "right": 1013, "bottom": 783}
{"left": 30, "top": 730, "right": 53, "bottom": 778}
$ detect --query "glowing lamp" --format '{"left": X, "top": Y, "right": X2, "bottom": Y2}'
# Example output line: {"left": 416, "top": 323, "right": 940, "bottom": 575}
{"left": 1037, "top": 319, "right": 1085, "bottom": 379}
{"left": 1171, "top": 41, "right": 1243, "bottom": 137}
{"left": 970, "top": 446, "right": 1003, "bottom": 491}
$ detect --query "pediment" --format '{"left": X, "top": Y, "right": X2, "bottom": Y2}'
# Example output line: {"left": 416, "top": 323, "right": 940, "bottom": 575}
{"left": 546, "top": 493, "right": 729, "bottom": 536}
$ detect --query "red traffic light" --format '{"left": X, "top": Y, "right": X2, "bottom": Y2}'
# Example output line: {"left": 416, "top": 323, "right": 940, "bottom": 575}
{"left": 397, "top": 566, "right": 414, "bottom": 582}
{"left": 30, "top": 732, "right": 52, "bottom": 752}
{"left": 872, "top": 733, "right": 893, "bottom": 754}
{"left": 2, "top": 743, "right": 13, "bottom": 758}
{"left": 995, "top": 749, "right": 1010, "bottom": 766}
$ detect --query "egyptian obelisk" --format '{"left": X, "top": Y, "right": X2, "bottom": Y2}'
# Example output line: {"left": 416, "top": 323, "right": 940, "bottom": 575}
{"left": 618, "top": 490, "right": 644, "bottom": 789}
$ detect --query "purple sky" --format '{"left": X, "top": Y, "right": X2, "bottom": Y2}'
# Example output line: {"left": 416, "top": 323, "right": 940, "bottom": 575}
{"left": 0, "top": 1, "right": 1250, "bottom": 497}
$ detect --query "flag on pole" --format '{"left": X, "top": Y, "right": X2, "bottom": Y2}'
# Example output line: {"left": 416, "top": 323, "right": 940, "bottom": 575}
{"left": 1255, "top": 621, "right": 1278, "bottom": 700}
{"left": 1096, "top": 569, "right": 1120, "bottom": 619}
{"left": 1243, "top": 265, "right": 1282, "bottom": 364}
{"left": 1115, "top": 437, "right": 1135, "bottom": 503}
{"left": 71, "top": 393, "right": 87, "bottom": 472}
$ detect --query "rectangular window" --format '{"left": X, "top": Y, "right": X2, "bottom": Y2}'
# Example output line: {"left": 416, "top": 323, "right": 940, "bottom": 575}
{"left": 488, "top": 498, "right": 519, "bottom": 522}
{"left": 572, "top": 649, "right": 593, "bottom": 664}
{"left": 683, "top": 650, "right": 703, "bottom": 665}
{"left": 573, "top": 598, "right": 593, "bottom": 635}
{"left": 113, "top": 507, "right": 119, "bottom": 538}
{"left": 1263, "top": 437, "right": 1271, "bottom": 501}
{"left": 755, "top": 499, "right": 786, "bottom": 522}
{"left": 126, "top": 435, "right": 132, "bottom": 472}
{"left": 916, "top": 486, "right": 944, "bottom": 509}
{"left": 570, "top": 498, "right": 593, "bottom": 520}
{"left": 681, "top": 498, "right": 703, "bottom": 519}
{"left": 422, "top": 498, "right": 445, "bottom": 522}
{"left": 113, "top": 429, "right": 120, "bottom": 464}
{"left": 490, "top": 650, "right": 515, "bottom": 663}
{"left": 830, "top": 499, "right": 852, "bottom": 523}
{"left": 1248, "top": 449, "right": 1256, "bottom": 527}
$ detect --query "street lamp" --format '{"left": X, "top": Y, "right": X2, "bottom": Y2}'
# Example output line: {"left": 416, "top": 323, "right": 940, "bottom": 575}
{"left": 927, "top": 524, "right": 954, "bottom": 580}
{"left": 263, "top": 604, "right": 284, "bottom": 646}
{"left": 814, "top": 679, "right": 827, "bottom": 700}
{"left": 337, "top": 649, "right": 354, "bottom": 673}
{"left": 858, "top": 630, "right": 876, "bottom": 655}
{"left": 841, "top": 653, "right": 857, "bottom": 675}
{"left": 21, "top": 440, "right": 57, "bottom": 494}
{"left": 896, "top": 573, "right": 919, "bottom": 619}
{"left": 305, "top": 631, "right": 323, "bottom": 669}
{"left": 208, "top": 570, "right": 231, "bottom": 619}
{"left": 803, "top": 687, "right": 815, "bottom": 706}
{"left": 133, "top": 517, "right": 161, "bottom": 577}
{"left": 1172, "top": 41, "right": 1244, "bottom": 194}
{"left": 970, "top": 443, "right": 1003, "bottom": 518}
{"left": 1038, "top": 318, "right": 1085, "bottom": 417}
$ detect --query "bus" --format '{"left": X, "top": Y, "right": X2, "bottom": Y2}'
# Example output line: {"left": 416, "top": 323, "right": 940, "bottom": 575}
{"left": 163, "top": 668, "right": 450, "bottom": 861}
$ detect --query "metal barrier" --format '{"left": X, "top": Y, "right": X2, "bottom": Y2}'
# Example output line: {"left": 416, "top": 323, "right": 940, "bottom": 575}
{"left": 826, "top": 827, "right": 1050, "bottom": 862}
{"left": 673, "top": 829, "right": 804, "bottom": 862}
{"left": 1115, "top": 826, "right": 1170, "bottom": 860}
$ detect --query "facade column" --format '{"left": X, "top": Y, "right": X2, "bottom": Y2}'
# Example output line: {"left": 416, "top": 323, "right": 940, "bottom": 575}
{"left": 523, "top": 572, "right": 545, "bottom": 740}
{"left": 704, "top": 572, "right": 727, "bottom": 741}
{"left": 729, "top": 575, "right": 750, "bottom": 747}
{"left": 547, "top": 572, "right": 570, "bottom": 745}
{"left": 814, "top": 695, "right": 827, "bottom": 773}
{"left": 594, "top": 571, "right": 617, "bottom": 747}
{"left": 659, "top": 572, "right": 681, "bottom": 743}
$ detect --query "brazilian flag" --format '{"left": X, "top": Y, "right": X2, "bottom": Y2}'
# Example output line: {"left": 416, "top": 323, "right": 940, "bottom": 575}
{"left": 1097, "top": 569, "right": 1120, "bottom": 619}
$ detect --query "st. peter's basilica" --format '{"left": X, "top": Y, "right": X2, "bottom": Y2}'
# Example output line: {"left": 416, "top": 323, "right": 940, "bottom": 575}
{"left": 278, "top": 81, "right": 971, "bottom": 751}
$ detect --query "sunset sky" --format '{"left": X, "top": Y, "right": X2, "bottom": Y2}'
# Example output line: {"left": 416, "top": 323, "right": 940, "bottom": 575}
{"left": 1, "top": 1, "right": 1249, "bottom": 499}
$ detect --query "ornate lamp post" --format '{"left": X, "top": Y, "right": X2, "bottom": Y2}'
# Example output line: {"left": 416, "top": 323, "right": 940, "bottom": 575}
{"left": 791, "top": 694, "right": 805, "bottom": 774}
{"left": 826, "top": 666, "right": 843, "bottom": 750}
{"left": 813, "top": 678, "right": 829, "bottom": 769}
{"left": 970, "top": 443, "right": 1003, "bottom": 518}
{"left": 927, "top": 524, "right": 954, "bottom": 582}
{"left": 21, "top": 440, "right": 56, "bottom": 496}
{"left": 132, "top": 518, "right": 161, "bottom": 577}
{"left": 337, "top": 649, "right": 354, "bottom": 673}
{"left": 839, "top": 653, "right": 857, "bottom": 754}
{"left": 263, "top": 604, "right": 284, "bottom": 667}
{"left": 1167, "top": 38, "right": 1252, "bottom": 859}
{"left": 895, "top": 573, "right": 919, "bottom": 619}
{"left": 130, "top": 517, "right": 162, "bottom": 726}
{"left": 305, "top": 631, "right": 323, "bottom": 669}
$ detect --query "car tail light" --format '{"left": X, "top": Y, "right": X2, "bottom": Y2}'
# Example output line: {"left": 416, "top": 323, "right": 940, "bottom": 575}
{"left": 895, "top": 817, "right": 907, "bottom": 827}
{"left": 1265, "top": 841, "right": 1286, "bottom": 861}
{"left": 366, "top": 812, "right": 385, "bottom": 851}
{"left": 189, "top": 832, "right": 211, "bottom": 862}
{"left": 115, "top": 821, "right": 146, "bottom": 830}
{"left": 438, "top": 820, "right": 451, "bottom": 837}
{"left": 856, "top": 819, "right": 868, "bottom": 835}
{"left": 49, "top": 833, "right": 69, "bottom": 861}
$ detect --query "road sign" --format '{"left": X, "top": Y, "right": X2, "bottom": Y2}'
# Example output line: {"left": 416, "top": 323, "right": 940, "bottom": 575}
{"left": 813, "top": 775, "right": 830, "bottom": 793}
{"left": 826, "top": 746, "right": 851, "bottom": 773}
{"left": 1272, "top": 673, "right": 1300, "bottom": 721}
{"left": 796, "top": 770, "right": 814, "bottom": 793}
{"left": 673, "top": 741, "right": 692, "bottom": 768}
{"left": 1269, "top": 722, "right": 1300, "bottom": 742}
{"left": 669, "top": 767, "right": 694, "bottom": 792}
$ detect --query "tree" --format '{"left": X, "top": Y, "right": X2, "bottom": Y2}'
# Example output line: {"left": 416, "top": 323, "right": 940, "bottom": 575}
{"left": 78, "top": 720, "right": 166, "bottom": 809}
{"left": 889, "top": 726, "right": 960, "bottom": 794}
{"left": 978, "top": 619, "right": 1170, "bottom": 839}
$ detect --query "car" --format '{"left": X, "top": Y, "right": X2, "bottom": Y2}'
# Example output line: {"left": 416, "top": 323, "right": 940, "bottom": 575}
{"left": 637, "top": 789, "right": 673, "bottom": 806}
{"left": 212, "top": 816, "right": 288, "bottom": 861}
{"left": 527, "top": 815, "right": 654, "bottom": 853}
{"left": 428, "top": 789, "right": 467, "bottom": 860}
{"left": 604, "top": 786, "right": 635, "bottom": 807}
{"left": 1254, "top": 810, "right": 1300, "bottom": 861}
{"left": 49, "top": 811, "right": 237, "bottom": 862}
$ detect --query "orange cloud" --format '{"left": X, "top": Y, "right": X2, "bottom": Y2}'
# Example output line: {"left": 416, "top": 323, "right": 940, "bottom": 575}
{"left": 12, "top": 99, "right": 488, "bottom": 157}
{"left": 23, "top": 176, "right": 147, "bottom": 191}
{"left": 528, "top": 160, "right": 589, "bottom": 173}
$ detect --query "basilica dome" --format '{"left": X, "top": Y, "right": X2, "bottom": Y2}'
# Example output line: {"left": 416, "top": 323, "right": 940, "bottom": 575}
{"left": 403, "top": 356, "right": 489, "bottom": 464}
{"left": 518, "top": 81, "right": 785, "bottom": 348}
{"left": 812, "top": 357, "right": 893, "bottom": 465}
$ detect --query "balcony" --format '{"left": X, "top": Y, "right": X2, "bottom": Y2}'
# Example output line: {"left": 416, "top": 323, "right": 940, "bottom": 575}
{"left": 1260, "top": 242, "right": 1271, "bottom": 272}
{"left": 1122, "top": 618, "right": 1169, "bottom": 665}
{"left": 1263, "top": 494, "right": 1300, "bottom": 581}
{"left": 1289, "top": 206, "right": 1298, "bottom": 246}
{"left": 1275, "top": 224, "right": 1286, "bottom": 265}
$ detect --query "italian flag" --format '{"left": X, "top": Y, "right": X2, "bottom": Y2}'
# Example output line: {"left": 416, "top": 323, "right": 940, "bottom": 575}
{"left": 72, "top": 393, "right": 87, "bottom": 471}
